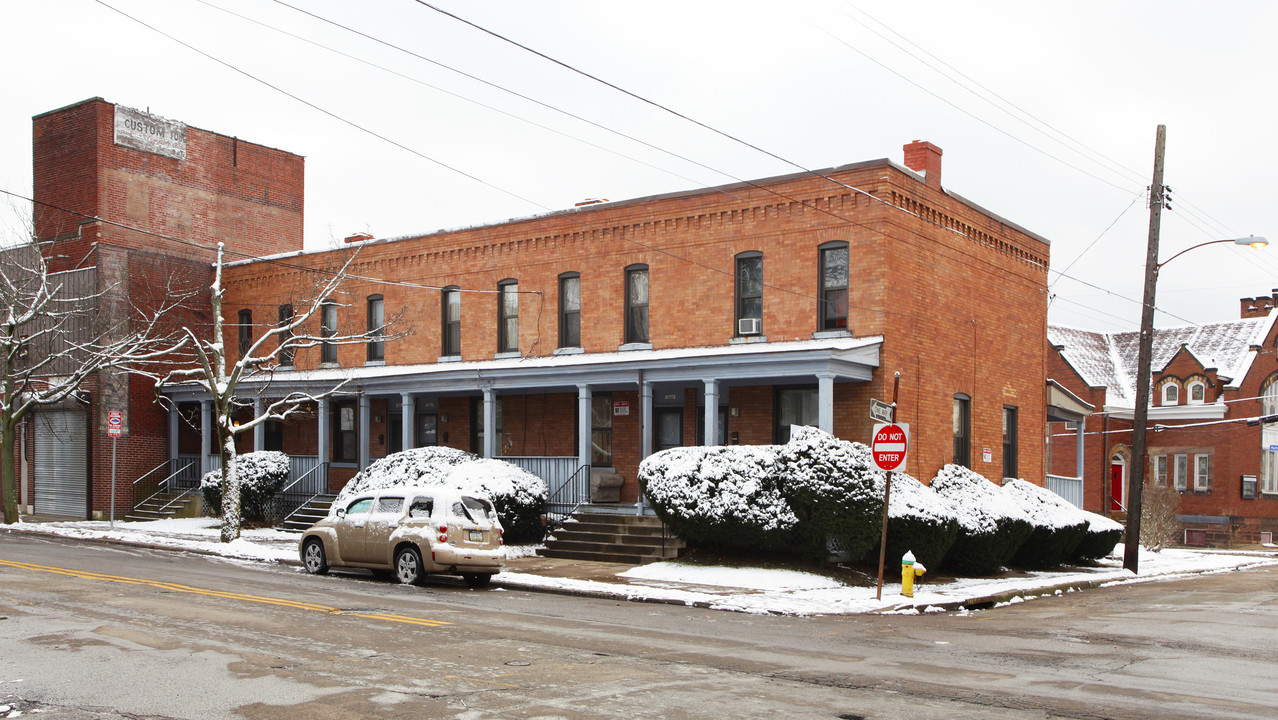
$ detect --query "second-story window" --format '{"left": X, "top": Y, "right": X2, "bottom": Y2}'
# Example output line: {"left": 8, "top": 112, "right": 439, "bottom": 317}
{"left": 559, "top": 272, "right": 580, "bottom": 348}
{"left": 625, "top": 264, "right": 649, "bottom": 344}
{"left": 277, "top": 304, "right": 295, "bottom": 366}
{"left": 441, "top": 286, "right": 460, "bottom": 356}
{"left": 735, "top": 252, "right": 763, "bottom": 335}
{"left": 320, "top": 300, "right": 337, "bottom": 364}
{"left": 366, "top": 294, "right": 384, "bottom": 362}
{"left": 819, "top": 242, "right": 849, "bottom": 330}
{"left": 237, "top": 309, "right": 253, "bottom": 359}
{"left": 497, "top": 279, "right": 519, "bottom": 353}
{"left": 1162, "top": 381, "right": 1180, "bottom": 405}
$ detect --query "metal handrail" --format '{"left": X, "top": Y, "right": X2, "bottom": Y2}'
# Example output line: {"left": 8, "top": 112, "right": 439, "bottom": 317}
{"left": 545, "top": 463, "right": 591, "bottom": 527}
{"left": 131, "top": 457, "right": 200, "bottom": 510}
{"left": 275, "top": 462, "right": 331, "bottom": 526}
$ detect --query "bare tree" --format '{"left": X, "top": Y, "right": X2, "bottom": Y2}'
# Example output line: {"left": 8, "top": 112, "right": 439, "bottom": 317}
{"left": 1140, "top": 474, "right": 1181, "bottom": 552}
{"left": 0, "top": 237, "right": 190, "bottom": 524}
{"left": 144, "top": 243, "right": 401, "bottom": 542}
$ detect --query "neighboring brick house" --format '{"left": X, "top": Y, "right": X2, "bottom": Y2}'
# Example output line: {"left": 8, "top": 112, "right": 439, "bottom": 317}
{"left": 22, "top": 97, "right": 1054, "bottom": 519}
{"left": 16, "top": 98, "right": 303, "bottom": 519}
{"left": 1047, "top": 296, "right": 1278, "bottom": 544}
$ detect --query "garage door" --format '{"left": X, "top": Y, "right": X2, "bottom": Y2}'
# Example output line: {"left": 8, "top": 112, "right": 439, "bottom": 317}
{"left": 34, "top": 410, "right": 88, "bottom": 518}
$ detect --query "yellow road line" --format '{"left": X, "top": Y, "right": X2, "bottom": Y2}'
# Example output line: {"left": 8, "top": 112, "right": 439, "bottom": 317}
{"left": 0, "top": 559, "right": 452, "bottom": 628}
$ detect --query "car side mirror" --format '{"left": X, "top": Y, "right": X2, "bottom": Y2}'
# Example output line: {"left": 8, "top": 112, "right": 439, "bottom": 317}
{"left": 335, "top": 507, "right": 346, "bottom": 519}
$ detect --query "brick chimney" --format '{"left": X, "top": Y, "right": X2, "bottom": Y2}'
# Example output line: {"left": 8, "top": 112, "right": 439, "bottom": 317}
{"left": 345, "top": 232, "right": 373, "bottom": 244}
{"left": 1240, "top": 291, "right": 1277, "bottom": 319}
{"left": 903, "top": 140, "right": 943, "bottom": 189}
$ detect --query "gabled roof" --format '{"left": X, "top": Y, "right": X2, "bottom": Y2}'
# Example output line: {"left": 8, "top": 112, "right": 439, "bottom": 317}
{"left": 1048, "top": 313, "right": 1277, "bottom": 407}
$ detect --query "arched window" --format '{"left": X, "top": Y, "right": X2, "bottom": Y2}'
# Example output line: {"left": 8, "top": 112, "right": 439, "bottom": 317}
{"left": 1161, "top": 380, "right": 1180, "bottom": 405}
{"left": 1186, "top": 378, "right": 1207, "bottom": 404}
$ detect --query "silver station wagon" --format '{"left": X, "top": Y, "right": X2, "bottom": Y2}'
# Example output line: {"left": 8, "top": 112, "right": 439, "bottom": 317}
{"left": 299, "top": 486, "right": 505, "bottom": 588}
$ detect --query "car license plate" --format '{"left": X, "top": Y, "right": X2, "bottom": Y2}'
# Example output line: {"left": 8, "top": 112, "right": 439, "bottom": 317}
{"left": 468, "top": 530, "right": 484, "bottom": 542}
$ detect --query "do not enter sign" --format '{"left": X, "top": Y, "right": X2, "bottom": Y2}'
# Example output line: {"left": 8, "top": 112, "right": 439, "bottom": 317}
{"left": 871, "top": 422, "right": 909, "bottom": 472}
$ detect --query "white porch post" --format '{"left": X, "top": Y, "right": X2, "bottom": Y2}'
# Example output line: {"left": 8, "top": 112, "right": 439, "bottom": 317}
{"left": 168, "top": 404, "right": 179, "bottom": 461}
{"left": 401, "top": 392, "right": 415, "bottom": 451}
{"left": 703, "top": 379, "right": 720, "bottom": 446}
{"left": 358, "top": 394, "right": 371, "bottom": 470}
{"left": 252, "top": 397, "right": 265, "bottom": 451}
{"left": 577, "top": 384, "right": 592, "bottom": 470}
{"left": 640, "top": 381, "right": 653, "bottom": 460}
{"left": 199, "top": 399, "right": 212, "bottom": 477}
{"left": 482, "top": 388, "right": 497, "bottom": 458}
{"left": 317, "top": 397, "right": 330, "bottom": 468}
{"left": 817, "top": 372, "right": 836, "bottom": 434}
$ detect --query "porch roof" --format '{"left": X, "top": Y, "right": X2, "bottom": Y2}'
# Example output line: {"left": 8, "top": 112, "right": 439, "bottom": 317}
{"left": 163, "top": 336, "right": 883, "bottom": 400}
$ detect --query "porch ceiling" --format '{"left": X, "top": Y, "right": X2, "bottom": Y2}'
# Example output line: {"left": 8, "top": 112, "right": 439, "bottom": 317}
{"left": 162, "top": 336, "right": 882, "bottom": 400}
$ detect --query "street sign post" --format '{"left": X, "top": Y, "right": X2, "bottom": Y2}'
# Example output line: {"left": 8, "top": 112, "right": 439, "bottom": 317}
{"left": 871, "top": 422, "right": 909, "bottom": 473}
{"left": 874, "top": 373, "right": 902, "bottom": 600}
{"left": 107, "top": 410, "right": 122, "bottom": 527}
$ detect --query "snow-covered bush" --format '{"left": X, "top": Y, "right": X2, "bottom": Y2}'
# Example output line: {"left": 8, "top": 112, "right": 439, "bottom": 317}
{"left": 639, "top": 445, "right": 797, "bottom": 552}
{"left": 1001, "top": 478, "right": 1089, "bottom": 568}
{"left": 874, "top": 472, "right": 959, "bottom": 571}
{"left": 930, "top": 464, "right": 1032, "bottom": 575}
{"left": 1072, "top": 509, "right": 1124, "bottom": 560}
{"left": 780, "top": 426, "right": 884, "bottom": 561}
{"left": 201, "top": 451, "right": 289, "bottom": 523}
{"left": 341, "top": 447, "right": 548, "bottom": 543}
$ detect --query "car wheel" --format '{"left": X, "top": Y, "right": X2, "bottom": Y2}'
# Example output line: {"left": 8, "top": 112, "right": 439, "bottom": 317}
{"left": 394, "top": 546, "right": 425, "bottom": 586}
{"left": 302, "top": 539, "right": 329, "bottom": 575}
{"left": 462, "top": 573, "right": 493, "bottom": 589}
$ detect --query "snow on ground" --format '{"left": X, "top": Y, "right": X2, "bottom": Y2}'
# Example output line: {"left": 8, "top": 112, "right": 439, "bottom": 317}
{"left": 5, "top": 518, "right": 1276, "bottom": 616}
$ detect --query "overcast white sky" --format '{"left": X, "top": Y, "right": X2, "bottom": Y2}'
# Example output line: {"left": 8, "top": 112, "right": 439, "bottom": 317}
{"left": 2, "top": 0, "right": 1275, "bottom": 332}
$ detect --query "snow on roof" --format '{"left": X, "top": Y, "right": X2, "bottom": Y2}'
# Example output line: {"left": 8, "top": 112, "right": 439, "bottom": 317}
{"left": 1049, "top": 313, "right": 1277, "bottom": 406}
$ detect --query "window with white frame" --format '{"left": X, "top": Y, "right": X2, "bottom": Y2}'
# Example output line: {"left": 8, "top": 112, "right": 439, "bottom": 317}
{"left": 1161, "top": 381, "right": 1180, "bottom": 405}
{"left": 1187, "top": 379, "right": 1207, "bottom": 404}
{"left": 1194, "top": 453, "right": 1212, "bottom": 491}
{"left": 1263, "top": 380, "right": 1278, "bottom": 494}
{"left": 1173, "top": 453, "right": 1189, "bottom": 491}
{"left": 1151, "top": 454, "right": 1168, "bottom": 485}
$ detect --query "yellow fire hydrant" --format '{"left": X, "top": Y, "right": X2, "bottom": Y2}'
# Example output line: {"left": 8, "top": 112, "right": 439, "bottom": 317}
{"left": 901, "top": 550, "right": 927, "bottom": 597}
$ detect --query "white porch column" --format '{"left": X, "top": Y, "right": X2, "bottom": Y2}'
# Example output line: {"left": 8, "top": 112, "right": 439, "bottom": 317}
{"left": 317, "top": 397, "right": 330, "bottom": 468}
{"left": 577, "top": 384, "right": 592, "bottom": 470}
{"left": 1075, "top": 415, "right": 1087, "bottom": 486}
{"left": 358, "top": 394, "right": 371, "bottom": 470}
{"left": 199, "top": 399, "right": 212, "bottom": 477}
{"left": 401, "top": 392, "right": 415, "bottom": 451}
{"left": 817, "top": 372, "right": 836, "bottom": 434}
{"left": 252, "top": 397, "right": 265, "bottom": 452}
{"left": 168, "top": 404, "right": 179, "bottom": 461}
{"left": 482, "top": 388, "right": 497, "bottom": 458}
{"left": 640, "top": 381, "right": 654, "bottom": 460}
{"left": 703, "top": 379, "right": 720, "bottom": 447}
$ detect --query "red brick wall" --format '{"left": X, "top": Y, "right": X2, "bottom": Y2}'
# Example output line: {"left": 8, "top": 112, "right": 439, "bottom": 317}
{"left": 221, "top": 159, "right": 1050, "bottom": 493}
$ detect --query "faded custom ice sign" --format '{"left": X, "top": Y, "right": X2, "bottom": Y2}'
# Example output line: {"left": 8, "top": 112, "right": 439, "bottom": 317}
{"left": 113, "top": 105, "right": 186, "bottom": 160}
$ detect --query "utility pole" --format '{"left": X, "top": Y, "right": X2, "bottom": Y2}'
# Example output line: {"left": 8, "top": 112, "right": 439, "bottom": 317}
{"left": 1125, "top": 125, "right": 1167, "bottom": 574}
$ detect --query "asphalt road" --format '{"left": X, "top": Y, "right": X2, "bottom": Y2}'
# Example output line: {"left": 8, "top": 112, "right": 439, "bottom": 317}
{"left": 1, "top": 531, "right": 1275, "bottom": 720}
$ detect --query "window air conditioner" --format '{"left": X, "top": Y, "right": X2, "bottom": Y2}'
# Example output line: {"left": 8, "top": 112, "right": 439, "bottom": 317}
{"left": 738, "top": 317, "right": 762, "bottom": 336}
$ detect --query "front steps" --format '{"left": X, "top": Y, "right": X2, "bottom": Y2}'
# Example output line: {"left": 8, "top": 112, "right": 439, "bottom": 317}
{"left": 540, "top": 511, "right": 685, "bottom": 565}
{"left": 282, "top": 494, "right": 337, "bottom": 532}
{"left": 125, "top": 492, "right": 202, "bottom": 522}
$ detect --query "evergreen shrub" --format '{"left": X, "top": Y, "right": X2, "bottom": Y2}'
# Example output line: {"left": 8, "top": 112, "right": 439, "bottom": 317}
{"left": 931, "top": 464, "right": 1032, "bottom": 575}
{"left": 201, "top": 451, "right": 289, "bottom": 522}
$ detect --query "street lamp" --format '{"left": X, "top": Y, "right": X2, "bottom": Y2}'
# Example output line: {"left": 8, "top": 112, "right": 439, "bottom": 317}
{"left": 1124, "top": 218, "right": 1267, "bottom": 572}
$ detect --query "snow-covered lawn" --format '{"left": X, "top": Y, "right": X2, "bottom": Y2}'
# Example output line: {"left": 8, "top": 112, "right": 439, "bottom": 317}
{"left": 6, "top": 518, "right": 1275, "bottom": 616}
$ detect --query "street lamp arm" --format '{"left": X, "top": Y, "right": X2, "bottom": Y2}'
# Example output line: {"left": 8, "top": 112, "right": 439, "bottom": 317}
{"left": 1157, "top": 236, "right": 1269, "bottom": 269}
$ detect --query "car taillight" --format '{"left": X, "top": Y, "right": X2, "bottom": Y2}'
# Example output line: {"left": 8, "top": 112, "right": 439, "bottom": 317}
{"left": 499, "top": 528, "right": 504, "bottom": 546}
{"left": 438, "top": 525, "right": 448, "bottom": 533}
{"left": 439, "top": 534, "right": 448, "bottom": 542}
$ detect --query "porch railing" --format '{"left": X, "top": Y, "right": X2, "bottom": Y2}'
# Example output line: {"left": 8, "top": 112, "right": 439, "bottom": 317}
{"left": 270, "top": 460, "right": 330, "bottom": 524}
{"left": 545, "top": 463, "right": 592, "bottom": 523}
{"left": 1046, "top": 474, "right": 1084, "bottom": 509}
{"left": 500, "top": 456, "right": 581, "bottom": 497}
{"left": 131, "top": 457, "right": 201, "bottom": 511}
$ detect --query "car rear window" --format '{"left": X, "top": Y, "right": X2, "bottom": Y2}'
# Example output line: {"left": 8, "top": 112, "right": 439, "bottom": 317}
{"left": 461, "top": 496, "right": 493, "bottom": 520}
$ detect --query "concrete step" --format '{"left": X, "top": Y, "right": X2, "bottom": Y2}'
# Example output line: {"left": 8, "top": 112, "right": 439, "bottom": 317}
{"left": 538, "top": 546, "right": 671, "bottom": 565}
{"left": 281, "top": 495, "right": 336, "bottom": 532}
{"left": 539, "top": 509, "right": 684, "bottom": 564}
{"left": 125, "top": 493, "right": 198, "bottom": 523}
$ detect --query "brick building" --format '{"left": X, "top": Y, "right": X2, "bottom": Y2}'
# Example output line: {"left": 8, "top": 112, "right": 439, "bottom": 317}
{"left": 1047, "top": 296, "right": 1278, "bottom": 544}
{"left": 20, "top": 98, "right": 1054, "bottom": 520}
{"left": 16, "top": 97, "right": 304, "bottom": 518}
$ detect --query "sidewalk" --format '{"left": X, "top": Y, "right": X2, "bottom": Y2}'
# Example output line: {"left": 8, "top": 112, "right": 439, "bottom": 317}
{"left": 5, "top": 516, "right": 1277, "bottom": 615}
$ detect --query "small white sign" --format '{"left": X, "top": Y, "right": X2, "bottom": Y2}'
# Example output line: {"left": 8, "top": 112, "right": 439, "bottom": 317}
{"left": 869, "top": 398, "right": 893, "bottom": 423}
{"left": 982, "top": 447, "right": 993, "bottom": 463}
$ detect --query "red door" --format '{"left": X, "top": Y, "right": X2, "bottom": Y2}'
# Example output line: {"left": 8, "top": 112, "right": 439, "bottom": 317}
{"left": 1110, "top": 463, "right": 1124, "bottom": 511}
